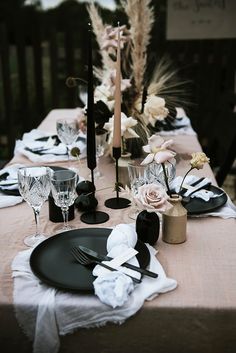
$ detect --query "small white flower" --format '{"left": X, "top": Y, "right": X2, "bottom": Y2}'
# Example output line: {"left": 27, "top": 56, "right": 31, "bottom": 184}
{"left": 101, "top": 25, "right": 130, "bottom": 51}
{"left": 94, "top": 84, "right": 115, "bottom": 111}
{"left": 94, "top": 71, "right": 131, "bottom": 112}
{"left": 144, "top": 95, "right": 169, "bottom": 127}
{"left": 104, "top": 113, "right": 139, "bottom": 145}
{"left": 141, "top": 135, "right": 176, "bottom": 165}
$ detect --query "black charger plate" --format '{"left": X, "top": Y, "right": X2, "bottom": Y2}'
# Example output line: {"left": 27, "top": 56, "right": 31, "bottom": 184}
{"left": 184, "top": 185, "right": 227, "bottom": 215}
{"left": 30, "top": 228, "right": 150, "bottom": 292}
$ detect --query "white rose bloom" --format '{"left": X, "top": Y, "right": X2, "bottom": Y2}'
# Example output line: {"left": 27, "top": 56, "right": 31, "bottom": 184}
{"left": 94, "top": 84, "right": 115, "bottom": 111}
{"left": 144, "top": 95, "right": 169, "bottom": 127}
{"left": 104, "top": 113, "right": 139, "bottom": 145}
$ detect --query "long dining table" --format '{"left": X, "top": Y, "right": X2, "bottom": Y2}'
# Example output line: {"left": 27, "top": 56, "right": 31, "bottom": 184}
{"left": 0, "top": 108, "right": 236, "bottom": 353}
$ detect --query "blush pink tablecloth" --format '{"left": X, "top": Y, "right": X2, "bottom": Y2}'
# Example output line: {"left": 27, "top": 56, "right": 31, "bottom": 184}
{"left": 0, "top": 109, "right": 236, "bottom": 353}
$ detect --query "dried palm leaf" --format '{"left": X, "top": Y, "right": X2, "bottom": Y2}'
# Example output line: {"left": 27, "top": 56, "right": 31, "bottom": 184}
{"left": 148, "top": 56, "right": 192, "bottom": 113}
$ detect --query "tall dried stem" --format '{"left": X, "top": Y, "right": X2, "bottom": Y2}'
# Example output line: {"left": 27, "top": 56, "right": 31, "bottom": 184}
{"left": 87, "top": 3, "right": 115, "bottom": 74}
{"left": 122, "top": 0, "right": 154, "bottom": 96}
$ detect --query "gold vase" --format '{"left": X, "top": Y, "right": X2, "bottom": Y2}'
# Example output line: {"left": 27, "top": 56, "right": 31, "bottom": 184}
{"left": 162, "top": 194, "right": 187, "bottom": 244}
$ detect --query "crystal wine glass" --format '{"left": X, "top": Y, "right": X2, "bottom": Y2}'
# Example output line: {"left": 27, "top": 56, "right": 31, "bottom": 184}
{"left": 17, "top": 166, "right": 51, "bottom": 247}
{"left": 56, "top": 118, "right": 79, "bottom": 164}
{"left": 127, "top": 160, "right": 150, "bottom": 220}
{"left": 50, "top": 169, "right": 77, "bottom": 232}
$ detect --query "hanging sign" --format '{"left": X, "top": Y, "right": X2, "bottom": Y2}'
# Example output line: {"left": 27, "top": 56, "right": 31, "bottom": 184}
{"left": 167, "top": 0, "right": 236, "bottom": 40}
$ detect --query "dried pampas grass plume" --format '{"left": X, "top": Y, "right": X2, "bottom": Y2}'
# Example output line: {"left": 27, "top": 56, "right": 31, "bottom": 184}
{"left": 86, "top": 3, "right": 114, "bottom": 73}
{"left": 122, "top": 0, "right": 154, "bottom": 95}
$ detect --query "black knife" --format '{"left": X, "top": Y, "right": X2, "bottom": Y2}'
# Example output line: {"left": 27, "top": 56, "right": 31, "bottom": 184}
{"left": 78, "top": 245, "right": 158, "bottom": 278}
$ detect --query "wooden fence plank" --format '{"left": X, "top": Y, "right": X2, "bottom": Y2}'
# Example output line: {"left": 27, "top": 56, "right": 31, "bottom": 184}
{"left": 15, "top": 21, "right": 30, "bottom": 132}
{"left": 64, "top": 25, "right": 76, "bottom": 107}
{"left": 0, "top": 23, "right": 14, "bottom": 158}
{"left": 49, "top": 27, "right": 59, "bottom": 107}
{"left": 31, "top": 12, "right": 44, "bottom": 125}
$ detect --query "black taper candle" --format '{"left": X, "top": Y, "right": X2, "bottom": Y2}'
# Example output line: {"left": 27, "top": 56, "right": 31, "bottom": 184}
{"left": 87, "top": 23, "right": 96, "bottom": 172}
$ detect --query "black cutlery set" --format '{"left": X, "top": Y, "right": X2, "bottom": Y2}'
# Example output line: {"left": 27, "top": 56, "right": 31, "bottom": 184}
{"left": 70, "top": 244, "right": 158, "bottom": 283}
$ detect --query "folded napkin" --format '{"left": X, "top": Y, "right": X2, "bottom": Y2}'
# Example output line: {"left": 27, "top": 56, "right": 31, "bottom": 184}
{"left": 170, "top": 175, "right": 236, "bottom": 219}
{"left": 0, "top": 164, "right": 24, "bottom": 208}
{"left": 14, "top": 129, "right": 86, "bottom": 163}
{"left": 193, "top": 195, "right": 236, "bottom": 219}
{"left": 93, "top": 224, "right": 141, "bottom": 307}
{"left": 171, "top": 175, "right": 216, "bottom": 201}
{"left": 12, "top": 224, "right": 177, "bottom": 353}
{"left": 0, "top": 195, "right": 23, "bottom": 208}
{"left": 159, "top": 107, "right": 196, "bottom": 136}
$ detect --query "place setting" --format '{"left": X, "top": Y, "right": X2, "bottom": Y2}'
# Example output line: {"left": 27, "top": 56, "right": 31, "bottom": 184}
{"left": 12, "top": 220, "right": 177, "bottom": 353}
{"left": 136, "top": 134, "right": 236, "bottom": 220}
{"left": 14, "top": 121, "right": 87, "bottom": 163}
{"left": 0, "top": 164, "right": 24, "bottom": 208}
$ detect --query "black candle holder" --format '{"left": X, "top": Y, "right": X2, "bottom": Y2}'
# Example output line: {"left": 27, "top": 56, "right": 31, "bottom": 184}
{"left": 104, "top": 147, "right": 130, "bottom": 209}
{"left": 80, "top": 169, "right": 109, "bottom": 224}
{"left": 81, "top": 23, "right": 110, "bottom": 225}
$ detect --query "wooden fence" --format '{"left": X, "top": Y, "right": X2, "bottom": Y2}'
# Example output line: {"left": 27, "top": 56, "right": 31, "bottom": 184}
{"left": 0, "top": 14, "right": 236, "bottom": 166}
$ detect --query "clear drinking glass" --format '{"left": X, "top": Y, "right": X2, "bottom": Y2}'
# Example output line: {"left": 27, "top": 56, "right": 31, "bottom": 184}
{"left": 50, "top": 170, "right": 77, "bottom": 232}
{"left": 56, "top": 118, "right": 79, "bottom": 161}
{"left": 146, "top": 159, "right": 176, "bottom": 189}
{"left": 95, "top": 132, "right": 107, "bottom": 178}
{"left": 17, "top": 166, "right": 51, "bottom": 247}
{"left": 127, "top": 160, "right": 150, "bottom": 220}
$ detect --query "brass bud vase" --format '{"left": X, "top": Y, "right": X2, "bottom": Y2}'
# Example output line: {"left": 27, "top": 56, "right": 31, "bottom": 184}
{"left": 162, "top": 194, "right": 187, "bottom": 244}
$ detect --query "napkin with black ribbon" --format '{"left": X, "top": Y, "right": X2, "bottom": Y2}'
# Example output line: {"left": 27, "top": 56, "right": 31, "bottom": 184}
{"left": 0, "top": 164, "right": 23, "bottom": 208}
{"left": 158, "top": 107, "right": 196, "bottom": 136}
{"left": 12, "top": 224, "right": 177, "bottom": 353}
{"left": 14, "top": 129, "right": 86, "bottom": 163}
{"left": 170, "top": 175, "right": 236, "bottom": 218}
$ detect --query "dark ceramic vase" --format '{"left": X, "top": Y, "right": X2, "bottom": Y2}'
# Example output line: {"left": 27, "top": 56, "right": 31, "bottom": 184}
{"left": 136, "top": 210, "right": 160, "bottom": 245}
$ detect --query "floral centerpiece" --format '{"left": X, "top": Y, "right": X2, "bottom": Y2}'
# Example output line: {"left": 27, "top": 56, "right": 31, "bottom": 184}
{"left": 68, "top": 0, "right": 189, "bottom": 158}
{"left": 140, "top": 134, "right": 210, "bottom": 197}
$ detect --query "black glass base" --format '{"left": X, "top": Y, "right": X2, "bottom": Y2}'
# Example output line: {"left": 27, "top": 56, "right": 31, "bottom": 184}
{"left": 104, "top": 197, "right": 130, "bottom": 209}
{"left": 80, "top": 211, "right": 109, "bottom": 224}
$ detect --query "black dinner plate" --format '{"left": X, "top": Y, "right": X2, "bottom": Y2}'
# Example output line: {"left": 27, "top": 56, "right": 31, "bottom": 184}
{"left": 30, "top": 228, "right": 150, "bottom": 292}
{"left": 184, "top": 185, "right": 227, "bottom": 215}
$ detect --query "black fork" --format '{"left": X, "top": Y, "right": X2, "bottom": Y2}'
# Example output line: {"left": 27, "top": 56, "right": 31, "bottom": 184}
{"left": 70, "top": 246, "right": 141, "bottom": 284}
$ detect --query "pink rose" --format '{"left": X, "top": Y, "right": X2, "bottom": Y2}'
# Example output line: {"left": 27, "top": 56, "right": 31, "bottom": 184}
{"left": 134, "top": 183, "right": 172, "bottom": 213}
{"left": 141, "top": 135, "right": 176, "bottom": 165}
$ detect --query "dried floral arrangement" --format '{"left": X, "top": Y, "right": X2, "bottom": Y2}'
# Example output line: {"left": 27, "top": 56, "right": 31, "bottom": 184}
{"left": 69, "top": 0, "right": 190, "bottom": 157}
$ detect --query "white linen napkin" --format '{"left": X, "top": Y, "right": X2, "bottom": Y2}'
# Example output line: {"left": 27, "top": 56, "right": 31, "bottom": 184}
{"left": 170, "top": 175, "right": 216, "bottom": 201}
{"left": 0, "top": 164, "right": 24, "bottom": 208}
{"left": 0, "top": 194, "right": 23, "bottom": 208}
{"left": 159, "top": 107, "right": 196, "bottom": 136}
{"left": 14, "top": 129, "right": 86, "bottom": 163}
{"left": 170, "top": 175, "right": 236, "bottom": 219}
{"left": 12, "top": 225, "right": 177, "bottom": 353}
{"left": 192, "top": 195, "right": 236, "bottom": 219}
